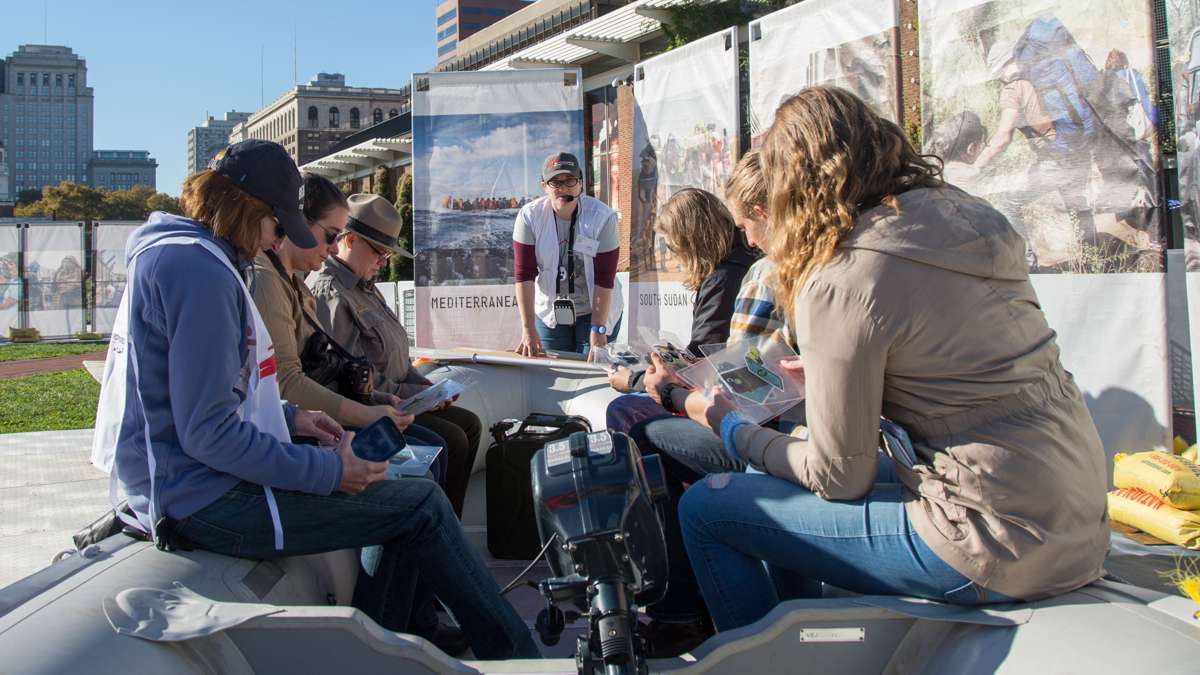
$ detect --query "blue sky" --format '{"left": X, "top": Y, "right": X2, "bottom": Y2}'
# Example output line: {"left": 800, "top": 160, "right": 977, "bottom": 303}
{"left": 0, "top": 1, "right": 437, "bottom": 195}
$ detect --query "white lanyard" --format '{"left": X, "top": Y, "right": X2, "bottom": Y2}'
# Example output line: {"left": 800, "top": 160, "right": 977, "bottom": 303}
{"left": 93, "top": 236, "right": 288, "bottom": 550}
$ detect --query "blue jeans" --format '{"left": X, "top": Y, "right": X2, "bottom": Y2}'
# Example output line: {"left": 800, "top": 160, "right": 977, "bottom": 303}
{"left": 606, "top": 395, "right": 746, "bottom": 624}
{"left": 679, "top": 454, "right": 1009, "bottom": 632}
{"left": 534, "top": 313, "right": 623, "bottom": 355}
{"left": 176, "top": 479, "right": 539, "bottom": 658}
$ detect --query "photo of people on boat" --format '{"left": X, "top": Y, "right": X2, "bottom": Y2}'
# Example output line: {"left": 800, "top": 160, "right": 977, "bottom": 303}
{"left": 921, "top": 0, "right": 1162, "bottom": 273}
{"left": 413, "top": 109, "right": 584, "bottom": 286}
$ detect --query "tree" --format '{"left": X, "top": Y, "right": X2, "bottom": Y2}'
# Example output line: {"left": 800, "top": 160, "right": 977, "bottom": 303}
{"left": 659, "top": 0, "right": 795, "bottom": 51}
{"left": 16, "top": 189, "right": 42, "bottom": 206}
{"left": 145, "top": 192, "right": 183, "bottom": 216}
{"left": 386, "top": 172, "right": 414, "bottom": 282}
{"left": 14, "top": 181, "right": 183, "bottom": 221}
{"left": 373, "top": 165, "right": 395, "bottom": 203}
{"left": 34, "top": 182, "right": 106, "bottom": 220}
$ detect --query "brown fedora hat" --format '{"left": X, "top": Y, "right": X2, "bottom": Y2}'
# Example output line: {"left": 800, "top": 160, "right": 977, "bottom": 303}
{"left": 345, "top": 193, "right": 413, "bottom": 259}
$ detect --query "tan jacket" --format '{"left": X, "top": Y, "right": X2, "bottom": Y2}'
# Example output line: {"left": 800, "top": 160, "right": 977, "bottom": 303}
{"left": 250, "top": 252, "right": 347, "bottom": 418}
{"left": 306, "top": 256, "right": 431, "bottom": 398}
{"left": 736, "top": 186, "right": 1108, "bottom": 601}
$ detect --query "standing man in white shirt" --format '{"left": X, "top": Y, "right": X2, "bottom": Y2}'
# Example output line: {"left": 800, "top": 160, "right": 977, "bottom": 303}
{"left": 512, "top": 152, "right": 622, "bottom": 358}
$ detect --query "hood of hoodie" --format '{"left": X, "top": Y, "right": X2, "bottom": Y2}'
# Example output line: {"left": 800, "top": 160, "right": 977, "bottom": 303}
{"left": 838, "top": 186, "right": 1028, "bottom": 282}
{"left": 126, "top": 212, "right": 244, "bottom": 269}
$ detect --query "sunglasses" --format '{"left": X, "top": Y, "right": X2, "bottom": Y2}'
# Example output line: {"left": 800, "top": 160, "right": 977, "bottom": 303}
{"left": 312, "top": 221, "right": 340, "bottom": 245}
{"left": 362, "top": 237, "right": 392, "bottom": 261}
{"left": 546, "top": 177, "right": 580, "bottom": 189}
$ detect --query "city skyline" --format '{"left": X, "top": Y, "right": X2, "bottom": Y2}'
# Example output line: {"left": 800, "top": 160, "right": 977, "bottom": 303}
{"left": 0, "top": 1, "right": 438, "bottom": 196}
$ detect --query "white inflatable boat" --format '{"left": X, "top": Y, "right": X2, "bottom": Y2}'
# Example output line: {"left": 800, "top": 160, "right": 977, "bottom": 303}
{"left": 2, "top": 352, "right": 1199, "bottom": 674}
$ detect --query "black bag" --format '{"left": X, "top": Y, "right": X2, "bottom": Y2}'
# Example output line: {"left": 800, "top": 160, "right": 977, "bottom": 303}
{"left": 486, "top": 413, "right": 591, "bottom": 559}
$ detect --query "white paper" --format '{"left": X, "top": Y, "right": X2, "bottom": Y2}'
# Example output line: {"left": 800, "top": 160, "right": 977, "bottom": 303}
{"left": 386, "top": 444, "right": 444, "bottom": 478}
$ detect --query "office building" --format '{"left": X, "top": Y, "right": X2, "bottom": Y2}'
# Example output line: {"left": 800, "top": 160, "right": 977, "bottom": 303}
{"left": 88, "top": 150, "right": 157, "bottom": 191}
{"left": 229, "top": 73, "right": 411, "bottom": 167}
{"left": 436, "top": 0, "right": 535, "bottom": 64}
{"left": 187, "top": 110, "right": 252, "bottom": 175}
{"left": 0, "top": 45, "right": 94, "bottom": 193}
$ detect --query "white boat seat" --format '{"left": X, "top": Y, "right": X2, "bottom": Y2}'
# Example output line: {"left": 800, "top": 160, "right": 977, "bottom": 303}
{"left": 295, "top": 549, "right": 359, "bottom": 606}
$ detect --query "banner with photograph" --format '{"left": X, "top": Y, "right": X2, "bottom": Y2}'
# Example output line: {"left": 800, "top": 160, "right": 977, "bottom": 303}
{"left": 1168, "top": 0, "right": 1200, "bottom": 441}
{"left": 411, "top": 68, "right": 585, "bottom": 350}
{"left": 0, "top": 226, "right": 19, "bottom": 339}
{"left": 92, "top": 222, "right": 139, "bottom": 334}
{"left": 749, "top": 0, "right": 899, "bottom": 145}
{"left": 920, "top": 0, "right": 1170, "bottom": 465}
{"left": 25, "top": 223, "right": 85, "bottom": 338}
{"left": 630, "top": 28, "right": 740, "bottom": 349}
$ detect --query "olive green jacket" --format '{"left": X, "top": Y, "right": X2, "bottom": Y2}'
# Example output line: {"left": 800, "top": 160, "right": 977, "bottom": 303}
{"left": 306, "top": 256, "right": 431, "bottom": 398}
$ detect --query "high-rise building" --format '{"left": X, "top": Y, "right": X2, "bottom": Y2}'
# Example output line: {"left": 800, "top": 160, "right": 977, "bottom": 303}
{"left": 187, "top": 111, "right": 252, "bottom": 175}
{"left": 0, "top": 45, "right": 94, "bottom": 194}
{"left": 436, "top": 0, "right": 535, "bottom": 65}
{"left": 229, "top": 73, "right": 411, "bottom": 167}
{"left": 88, "top": 150, "right": 157, "bottom": 191}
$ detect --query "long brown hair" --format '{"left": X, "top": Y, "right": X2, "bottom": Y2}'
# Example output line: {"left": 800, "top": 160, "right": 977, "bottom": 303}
{"left": 760, "top": 87, "right": 943, "bottom": 311}
{"left": 180, "top": 169, "right": 273, "bottom": 260}
{"left": 655, "top": 188, "right": 738, "bottom": 290}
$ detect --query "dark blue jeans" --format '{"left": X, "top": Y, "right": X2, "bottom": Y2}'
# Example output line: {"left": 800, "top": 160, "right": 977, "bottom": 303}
{"left": 176, "top": 479, "right": 539, "bottom": 659}
{"left": 534, "top": 313, "right": 623, "bottom": 355}
{"left": 606, "top": 394, "right": 745, "bottom": 624}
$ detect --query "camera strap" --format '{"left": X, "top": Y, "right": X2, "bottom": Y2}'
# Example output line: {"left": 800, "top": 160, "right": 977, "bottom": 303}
{"left": 266, "top": 250, "right": 359, "bottom": 363}
{"left": 555, "top": 205, "right": 579, "bottom": 297}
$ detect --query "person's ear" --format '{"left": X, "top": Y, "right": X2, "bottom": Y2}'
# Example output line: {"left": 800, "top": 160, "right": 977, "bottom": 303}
{"left": 751, "top": 204, "right": 767, "bottom": 219}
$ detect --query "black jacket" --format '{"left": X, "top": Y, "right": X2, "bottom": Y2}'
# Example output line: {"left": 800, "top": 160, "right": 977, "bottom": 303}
{"left": 628, "top": 236, "right": 759, "bottom": 391}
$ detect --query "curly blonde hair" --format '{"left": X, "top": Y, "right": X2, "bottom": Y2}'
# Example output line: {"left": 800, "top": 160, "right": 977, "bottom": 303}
{"left": 654, "top": 188, "right": 737, "bottom": 290}
{"left": 760, "top": 87, "right": 943, "bottom": 312}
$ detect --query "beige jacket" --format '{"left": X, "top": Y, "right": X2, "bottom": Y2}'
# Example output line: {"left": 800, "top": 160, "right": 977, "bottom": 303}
{"left": 306, "top": 256, "right": 431, "bottom": 398}
{"left": 736, "top": 186, "right": 1108, "bottom": 600}
{"left": 250, "top": 252, "right": 347, "bottom": 417}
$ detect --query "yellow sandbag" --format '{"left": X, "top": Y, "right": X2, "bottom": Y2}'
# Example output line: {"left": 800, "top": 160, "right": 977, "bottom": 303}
{"left": 1185, "top": 445, "right": 1198, "bottom": 464}
{"left": 1112, "top": 451, "right": 1200, "bottom": 510}
{"left": 1174, "top": 436, "right": 1190, "bottom": 455}
{"left": 1108, "top": 488, "right": 1200, "bottom": 550}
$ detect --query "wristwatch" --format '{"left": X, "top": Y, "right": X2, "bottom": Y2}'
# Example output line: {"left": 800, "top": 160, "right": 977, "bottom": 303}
{"left": 590, "top": 324, "right": 607, "bottom": 335}
{"left": 658, "top": 382, "right": 686, "bottom": 415}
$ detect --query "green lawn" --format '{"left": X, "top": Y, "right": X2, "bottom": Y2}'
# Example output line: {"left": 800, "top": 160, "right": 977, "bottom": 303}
{"left": 0, "top": 342, "right": 108, "bottom": 362}
{"left": 0, "top": 369, "right": 100, "bottom": 433}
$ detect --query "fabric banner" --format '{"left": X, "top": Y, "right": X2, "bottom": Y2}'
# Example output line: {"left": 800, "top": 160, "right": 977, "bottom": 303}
{"left": 92, "top": 222, "right": 139, "bottom": 334}
{"left": 920, "top": 0, "right": 1170, "bottom": 464}
{"left": 629, "top": 28, "right": 740, "bottom": 349}
{"left": 748, "top": 0, "right": 900, "bottom": 144}
{"left": 1168, "top": 0, "right": 1200, "bottom": 441}
{"left": 25, "top": 223, "right": 85, "bottom": 338}
{"left": 411, "top": 68, "right": 584, "bottom": 350}
{"left": 0, "top": 226, "right": 19, "bottom": 339}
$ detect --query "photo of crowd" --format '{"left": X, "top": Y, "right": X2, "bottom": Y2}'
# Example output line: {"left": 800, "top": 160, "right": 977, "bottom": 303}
{"left": 631, "top": 30, "right": 739, "bottom": 281}
{"left": 921, "top": 0, "right": 1161, "bottom": 273}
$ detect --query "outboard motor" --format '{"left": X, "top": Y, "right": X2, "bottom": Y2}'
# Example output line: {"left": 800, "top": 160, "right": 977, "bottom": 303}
{"left": 531, "top": 430, "right": 669, "bottom": 674}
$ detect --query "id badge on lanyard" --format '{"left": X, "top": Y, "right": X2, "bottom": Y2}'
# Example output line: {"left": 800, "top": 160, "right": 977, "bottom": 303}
{"left": 553, "top": 206, "right": 580, "bottom": 326}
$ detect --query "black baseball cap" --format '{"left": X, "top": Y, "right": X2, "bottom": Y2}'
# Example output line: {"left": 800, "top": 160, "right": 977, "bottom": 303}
{"left": 542, "top": 152, "right": 583, "bottom": 182}
{"left": 212, "top": 139, "right": 317, "bottom": 249}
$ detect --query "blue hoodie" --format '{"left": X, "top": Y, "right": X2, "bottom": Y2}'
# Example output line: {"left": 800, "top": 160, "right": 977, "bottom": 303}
{"left": 114, "top": 212, "right": 343, "bottom": 525}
